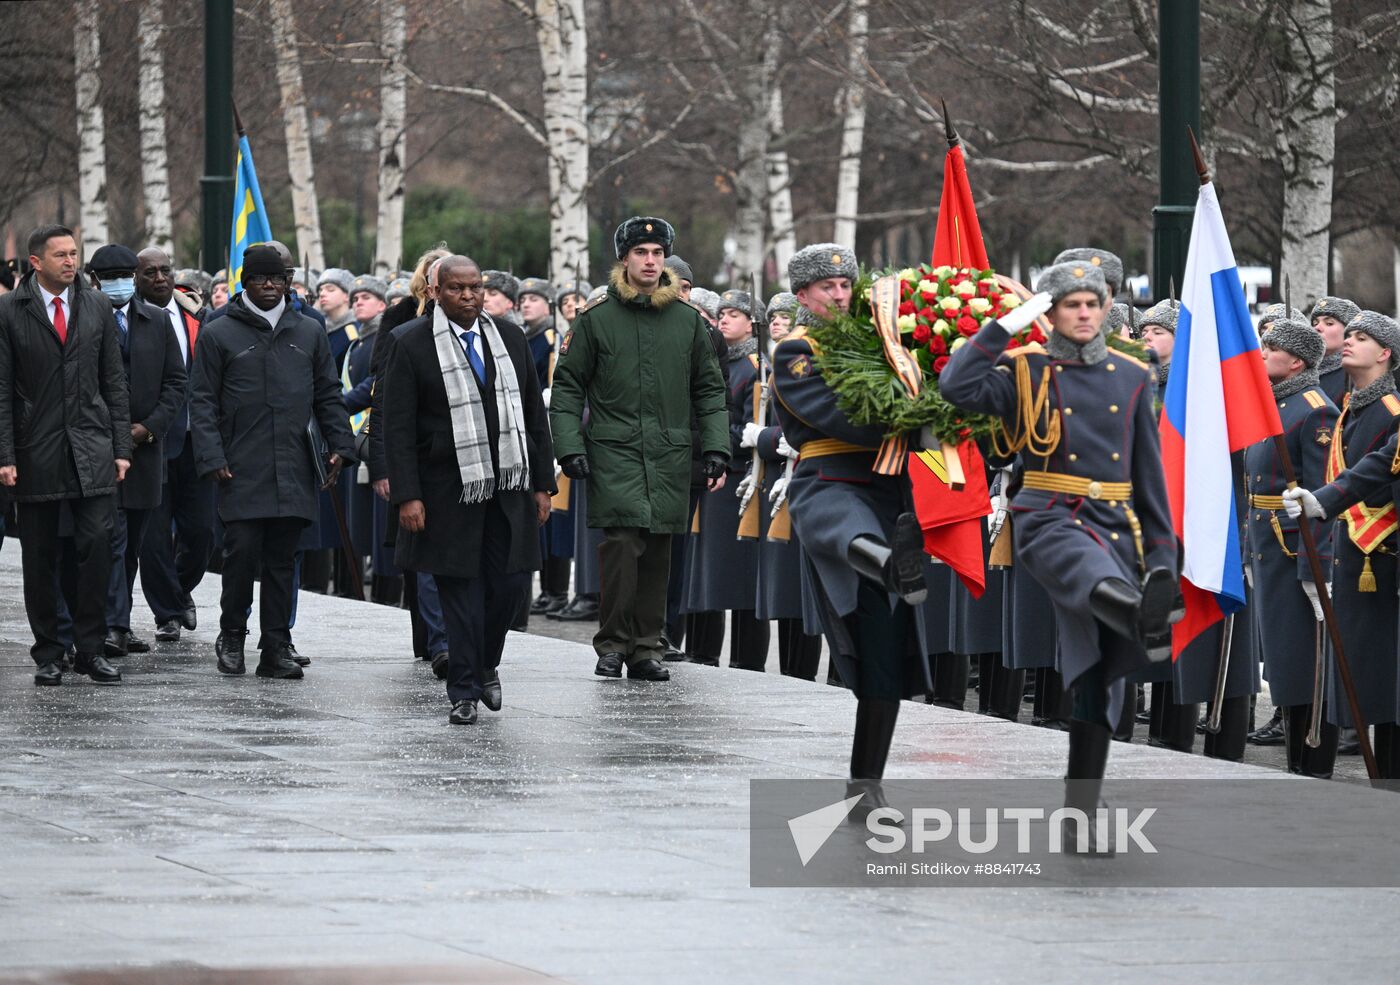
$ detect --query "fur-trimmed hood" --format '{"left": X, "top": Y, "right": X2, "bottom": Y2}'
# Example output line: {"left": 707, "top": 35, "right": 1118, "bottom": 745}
{"left": 608, "top": 262, "right": 682, "bottom": 309}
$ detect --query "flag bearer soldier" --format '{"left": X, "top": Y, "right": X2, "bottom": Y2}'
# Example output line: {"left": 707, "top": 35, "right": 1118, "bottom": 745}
{"left": 771, "top": 243, "right": 933, "bottom": 817}
{"left": 686, "top": 289, "right": 769, "bottom": 669}
{"left": 941, "top": 262, "right": 1178, "bottom": 851}
{"left": 1245, "top": 316, "right": 1339, "bottom": 776}
{"left": 1284, "top": 312, "right": 1400, "bottom": 778}
{"left": 754, "top": 294, "right": 822, "bottom": 679}
{"left": 1312, "top": 296, "right": 1361, "bottom": 408}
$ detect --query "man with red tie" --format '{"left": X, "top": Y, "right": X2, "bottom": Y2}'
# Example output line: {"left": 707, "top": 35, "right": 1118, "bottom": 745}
{"left": 0, "top": 225, "right": 133, "bottom": 686}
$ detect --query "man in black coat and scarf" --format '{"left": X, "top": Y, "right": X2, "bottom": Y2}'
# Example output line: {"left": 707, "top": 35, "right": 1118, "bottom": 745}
{"left": 84, "top": 245, "right": 186, "bottom": 659}
{"left": 0, "top": 225, "right": 133, "bottom": 686}
{"left": 383, "top": 255, "right": 555, "bottom": 724}
{"left": 190, "top": 245, "right": 355, "bottom": 680}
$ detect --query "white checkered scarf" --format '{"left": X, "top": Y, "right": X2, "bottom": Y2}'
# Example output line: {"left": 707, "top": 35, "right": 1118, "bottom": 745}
{"left": 431, "top": 305, "right": 529, "bottom": 503}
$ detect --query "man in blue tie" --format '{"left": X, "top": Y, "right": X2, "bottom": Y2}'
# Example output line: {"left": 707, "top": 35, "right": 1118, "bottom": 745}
{"left": 382, "top": 256, "right": 556, "bottom": 725}
{"left": 87, "top": 245, "right": 187, "bottom": 659}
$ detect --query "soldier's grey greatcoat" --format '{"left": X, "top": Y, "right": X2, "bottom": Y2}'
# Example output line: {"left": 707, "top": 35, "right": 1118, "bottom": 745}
{"left": 1243, "top": 380, "right": 1338, "bottom": 707}
{"left": 754, "top": 421, "right": 805, "bottom": 620}
{"left": 948, "top": 526, "right": 1004, "bottom": 655}
{"left": 995, "top": 462, "right": 1061, "bottom": 671}
{"left": 684, "top": 346, "right": 761, "bottom": 612}
{"left": 770, "top": 326, "right": 932, "bottom": 698}
{"left": 1311, "top": 383, "right": 1400, "bottom": 727}
{"left": 940, "top": 322, "right": 1177, "bottom": 719}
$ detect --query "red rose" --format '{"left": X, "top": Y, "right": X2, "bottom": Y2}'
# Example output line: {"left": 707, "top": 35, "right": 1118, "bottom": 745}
{"left": 977, "top": 281, "right": 991, "bottom": 297}
{"left": 912, "top": 323, "right": 931, "bottom": 343}
{"left": 933, "top": 355, "right": 950, "bottom": 373}
{"left": 917, "top": 306, "right": 937, "bottom": 321}
{"left": 957, "top": 315, "right": 979, "bottom": 336}
{"left": 901, "top": 281, "right": 915, "bottom": 299}
{"left": 1028, "top": 326, "right": 1046, "bottom": 344}
{"left": 898, "top": 301, "right": 916, "bottom": 316}
{"left": 920, "top": 290, "right": 938, "bottom": 304}
{"left": 988, "top": 292, "right": 1002, "bottom": 306}
{"left": 926, "top": 335, "right": 947, "bottom": 356}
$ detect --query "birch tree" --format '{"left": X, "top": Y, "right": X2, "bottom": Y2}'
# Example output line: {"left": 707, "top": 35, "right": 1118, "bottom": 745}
{"left": 373, "top": 0, "right": 407, "bottom": 277}
{"left": 831, "top": 0, "right": 868, "bottom": 247}
{"left": 765, "top": 70, "right": 796, "bottom": 285}
{"left": 732, "top": 29, "right": 773, "bottom": 279}
{"left": 269, "top": 0, "right": 325, "bottom": 270}
{"left": 533, "top": 0, "right": 591, "bottom": 281}
{"left": 1276, "top": 0, "right": 1336, "bottom": 306}
{"left": 137, "top": 0, "right": 173, "bottom": 254}
{"left": 73, "top": 0, "right": 109, "bottom": 255}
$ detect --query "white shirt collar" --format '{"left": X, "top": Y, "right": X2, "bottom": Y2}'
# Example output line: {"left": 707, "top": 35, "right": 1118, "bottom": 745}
{"left": 38, "top": 281, "right": 69, "bottom": 311}
{"left": 449, "top": 316, "right": 480, "bottom": 336}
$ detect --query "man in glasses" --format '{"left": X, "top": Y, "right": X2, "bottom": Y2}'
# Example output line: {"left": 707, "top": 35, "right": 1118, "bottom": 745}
{"left": 189, "top": 245, "right": 356, "bottom": 680}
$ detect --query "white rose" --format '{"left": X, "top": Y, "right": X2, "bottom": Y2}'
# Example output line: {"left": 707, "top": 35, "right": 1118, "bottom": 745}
{"left": 899, "top": 268, "right": 920, "bottom": 283}
{"left": 933, "top": 319, "right": 952, "bottom": 334}
{"left": 968, "top": 297, "right": 991, "bottom": 314}
{"left": 932, "top": 265, "right": 955, "bottom": 279}
{"left": 1001, "top": 294, "right": 1022, "bottom": 309}
{"left": 916, "top": 279, "right": 940, "bottom": 296}
{"left": 897, "top": 313, "right": 917, "bottom": 332}
{"left": 939, "top": 296, "right": 962, "bottom": 312}
{"left": 954, "top": 281, "right": 977, "bottom": 298}
{"left": 951, "top": 337, "right": 968, "bottom": 351}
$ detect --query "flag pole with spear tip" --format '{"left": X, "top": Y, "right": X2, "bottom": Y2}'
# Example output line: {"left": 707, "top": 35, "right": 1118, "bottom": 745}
{"left": 1187, "top": 127, "right": 1377, "bottom": 780}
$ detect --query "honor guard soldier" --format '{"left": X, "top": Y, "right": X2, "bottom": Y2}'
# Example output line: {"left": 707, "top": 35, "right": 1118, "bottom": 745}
{"left": 1245, "top": 316, "right": 1339, "bottom": 776}
{"left": 1312, "top": 296, "right": 1362, "bottom": 408}
{"left": 686, "top": 289, "right": 769, "bottom": 669}
{"left": 1284, "top": 312, "right": 1400, "bottom": 777}
{"left": 941, "top": 263, "right": 1178, "bottom": 851}
{"left": 1257, "top": 303, "right": 1304, "bottom": 339}
{"left": 771, "top": 243, "right": 933, "bottom": 818}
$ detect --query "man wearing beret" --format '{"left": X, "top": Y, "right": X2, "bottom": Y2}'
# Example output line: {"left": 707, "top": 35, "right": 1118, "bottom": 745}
{"left": 1284, "top": 311, "right": 1400, "bottom": 777}
{"left": 770, "top": 242, "right": 932, "bottom": 819}
{"left": 550, "top": 216, "right": 729, "bottom": 681}
{"left": 190, "top": 244, "right": 356, "bottom": 680}
{"left": 942, "top": 262, "right": 1178, "bottom": 850}
{"left": 86, "top": 245, "right": 186, "bottom": 661}
{"left": 1312, "top": 296, "right": 1362, "bottom": 407}
{"left": 1240, "top": 316, "right": 1339, "bottom": 775}
{"left": 0, "top": 225, "right": 132, "bottom": 686}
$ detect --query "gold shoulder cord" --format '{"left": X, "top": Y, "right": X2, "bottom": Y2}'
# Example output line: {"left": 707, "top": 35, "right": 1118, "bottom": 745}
{"left": 990, "top": 357, "right": 1061, "bottom": 460}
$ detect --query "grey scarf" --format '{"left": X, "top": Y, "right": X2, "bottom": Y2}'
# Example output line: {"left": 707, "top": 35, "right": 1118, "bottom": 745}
{"left": 1346, "top": 373, "right": 1398, "bottom": 411}
{"left": 1272, "top": 369, "right": 1321, "bottom": 399}
{"left": 1045, "top": 331, "right": 1109, "bottom": 365}
{"left": 1318, "top": 351, "right": 1344, "bottom": 376}
{"left": 727, "top": 335, "right": 759, "bottom": 363}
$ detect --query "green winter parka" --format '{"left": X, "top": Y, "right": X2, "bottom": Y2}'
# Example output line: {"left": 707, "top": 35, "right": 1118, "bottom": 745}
{"left": 549, "top": 264, "right": 728, "bottom": 532}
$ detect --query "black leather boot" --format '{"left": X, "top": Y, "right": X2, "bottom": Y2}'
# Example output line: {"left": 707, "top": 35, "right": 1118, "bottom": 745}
{"left": 1063, "top": 718, "right": 1114, "bottom": 855}
{"left": 1300, "top": 707, "right": 1339, "bottom": 779}
{"left": 990, "top": 664, "right": 1026, "bottom": 723}
{"left": 847, "top": 698, "right": 902, "bottom": 825}
{"left": 847, "top": 513, "right": 928, "bottom": 605}
{"left": 1089, "top": 568, "right": 1175, "bottom": 659}
{"left": 216, "top": 632, "right": 247, "bottom": 675}
{"left": 1202, "top": 695, "right": 1249, "bottom": 762}
{"left": 1283, "top": 704, "right": 1307, "bottom": 774}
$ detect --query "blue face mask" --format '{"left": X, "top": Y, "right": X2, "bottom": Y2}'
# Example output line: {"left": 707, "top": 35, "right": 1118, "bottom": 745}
{"left": 99, "top": 277, "right": 136, "bottom": 306}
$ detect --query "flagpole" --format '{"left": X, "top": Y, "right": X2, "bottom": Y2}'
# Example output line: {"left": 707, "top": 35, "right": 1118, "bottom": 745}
{"left": 1185, "top": 127, "right": 1378, "bottom": 781}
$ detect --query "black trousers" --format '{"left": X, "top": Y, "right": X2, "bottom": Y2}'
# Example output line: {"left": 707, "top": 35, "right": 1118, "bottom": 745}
{"left": 777, "top": 617, "right": 822, "bottom": 680}
{"left": 220, "top": 517, "right": 305, "bottom": 651}
{"left": 106, "top": 506, "right": 152, "bottom": 633}
{"left": 595, "top": 526, "right": 672, "bottom": 664}
{"left": 435, "top": 500, "right": 525, "bottom": 703}
{"left": 728, "top": 609, "right": 770, "bottom": 671}
{"left": 139, "top": 438, "right": 215, "bottom": 623}
{"left": 20, "top": 495, "right": 115, "bottom": 663}
{"left": 666, "top": 487, "right": 704, "bottom": 646}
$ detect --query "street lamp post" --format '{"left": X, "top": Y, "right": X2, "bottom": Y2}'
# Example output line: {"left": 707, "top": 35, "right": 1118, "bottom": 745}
{"left": 1151, "top": 0, "right": 1201, "bottom": 301}
{"left": 200, "top": 0, "right": 234, "bottom": 274}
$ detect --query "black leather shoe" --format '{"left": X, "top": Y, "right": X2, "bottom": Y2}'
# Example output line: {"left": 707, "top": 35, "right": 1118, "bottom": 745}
{"left": 848, "top": 513, "right": 928, "bottom": 605}
{"left": 544, "top": 593, "right": 571, "bottom": 616}
{"left": 216, "top": 633, "right": 247, "bottom": 675}
{"left": 154, "top": 620, "right": 181, "bottom": 642}
{"left": 662, "top": 646, "right": 687, "bottom": 662}
{"left": 553, "top": 596, "right": 600, "bottom": 622}
{"left": 449, "top": 699, "right": 478, "bottom": 725}
{"left": 481, "top": 674, "right": 502, "bottom": 712}
{"left": 431, "top": 651, "right": 449, "bottom": 680}
{"left": 1247, "top": 707, "right": 1285, "bottom": 746}
{"left": 125, "top": 633, "right": 151, "bottom": 654}
{"left": 846, "top": 779, "right": 901, "bottom": 826}
{"left": 594, "top": 652, "right": 624, "bottom": 678}
{"left": 256, "top": 646, "right": 304, "bottom": 679}
{"left": 529, "top": 592, "right": 556, "bottom": 615}
{"left": 626, "top": 658, "right": 671, "bottom": 681}
{"left": 34, "top": 662, "right": 62, "bottom": 686}
{"left": 285, "top": 643, "right": 310, "bottom": 667}
{"left": 73, "top": 652, "right": 122, "bottom": 684}
{"left": 180, "top": 602, "right": 198, "bottom": 631}
{"left": 60, "top": 647, "right": 76, "bottom": 672}
{"left": 103, "top": 630, "right": 129, "bottom": 659}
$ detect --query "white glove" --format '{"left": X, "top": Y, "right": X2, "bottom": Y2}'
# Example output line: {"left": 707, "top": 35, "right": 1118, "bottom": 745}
{"left": 768, "top": 475, "right": 789, "bottom": 504}
{"left": 1283, "top": 487, "right": 1325, "bottom": 520}
{"left": 740, "top": 422, "right": 763, "bottom": 449}
{"left": 1243, "top": 565, "right": 1253, "bottom": 589}
{"left": 735, "top": 471, "right": 756, "bottom": 503}
{"left": 542, "top": 387, "right": 551, "bottom": 409}
{"left": 996, "top": 291, "right": 1053, "bottom": 334}
{"left": 1301, "top": 580, "right": 1324, "bottom": 622}
{"left": 777, "top": 435, "right": 799, "bottom": 460}
{"left": 554, "top": 460, "right": 563, "bottom": 480}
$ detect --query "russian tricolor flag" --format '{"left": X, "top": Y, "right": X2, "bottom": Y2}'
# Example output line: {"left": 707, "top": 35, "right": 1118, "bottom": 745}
{"left": 1158, "top": 182, "right": 1283, "bottom": 659}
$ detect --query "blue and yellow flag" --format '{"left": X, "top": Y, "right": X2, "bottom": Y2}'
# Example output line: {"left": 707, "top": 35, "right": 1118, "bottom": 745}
{"left": 228, "top": 133, "right": 273, "bottom": 295}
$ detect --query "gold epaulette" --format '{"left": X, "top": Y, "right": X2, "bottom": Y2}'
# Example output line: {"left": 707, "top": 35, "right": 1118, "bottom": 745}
{"left": 1106, "top": 350, "right": 1151, "bottom": 372}
{"left": 1006, "top": 342, "right": 1047, "bottom": 358}
{"left": 581, "top": 294, "right": 610, "bottom": 314}
{"left": 1383, "top": 394, "right": 1400, "bottom": 416}
{"left": 1303, "top": 390, "right": 1326, "bottom": 410}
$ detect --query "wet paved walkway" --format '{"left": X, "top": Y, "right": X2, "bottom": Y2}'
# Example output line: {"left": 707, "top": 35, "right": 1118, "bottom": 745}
{"left": 1, "top": 547, "right": 1396, "bottom": 983}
